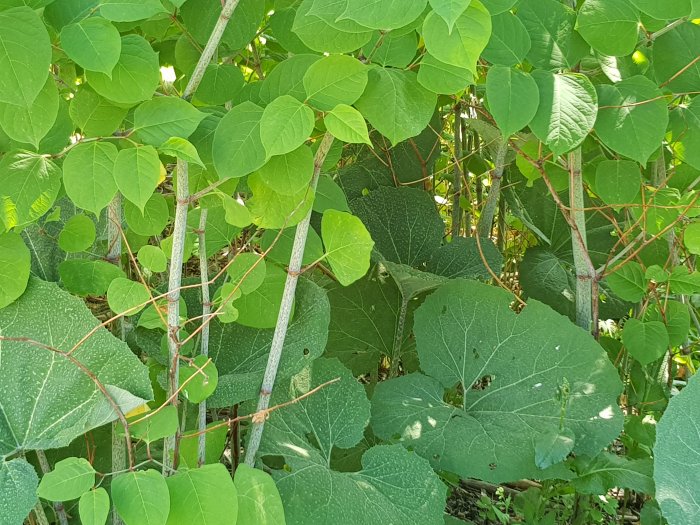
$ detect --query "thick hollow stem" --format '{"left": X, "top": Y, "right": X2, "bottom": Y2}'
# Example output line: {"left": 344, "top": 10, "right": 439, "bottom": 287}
{"left": 197, "top": 209, "right": 210, "bottom": 467}
{"left": 477, "top": 141, "right": 507, "bottom": 239}
{"left": 36, "top": 451, "right": 69, "bottom": 525}
{"left": 451, "top": 106, "right": 463, "bottom": 238}
{"left": 244, "top": 133, "right": 335, "bottom": 466}
{"left": 569, "top": 148, "right": 593, "bottom": 332}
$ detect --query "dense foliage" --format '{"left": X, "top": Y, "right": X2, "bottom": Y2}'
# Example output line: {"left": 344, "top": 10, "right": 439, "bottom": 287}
{"left": 0, "top": 0, "right": 699, "bottom": 524}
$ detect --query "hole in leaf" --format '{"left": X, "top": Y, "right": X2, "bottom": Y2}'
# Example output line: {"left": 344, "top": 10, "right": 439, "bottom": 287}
{"left": 471, "top": 375, "right": 493, "bottom": 391}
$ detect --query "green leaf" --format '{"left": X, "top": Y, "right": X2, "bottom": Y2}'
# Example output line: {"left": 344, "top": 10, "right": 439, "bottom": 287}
{"left": 422, "top": 0, "right": 491, "bottom": 71}
{"left": 180, "top": 0, "right": 264, "bottom": 53}
{"left": 0, "top": 278, "right": 152, "bottom": 456}
{"left": 303, "top": 55, "right": 368, "bottom": 112}
{"left": 314, "top": 174, "right": 351, "bottom": 213}
{"left": 530, "top": 71, "right": 598, "bottom": 156}
{"left": 572, "top": 453, "right": 654, "bottom": 495}
{"left": 355, "top": 68, "right": 437, "bottom": 146}
{"left": 417, "top": 53, "right": 474, "bottom": 95}
{"left": 247, "top": 172, "right": 314, "bottom": 229}
{"left": 127, "top": 405, "right": 179, "bottom": 443}
{"left": 60, "top": 17, "right": 121, "bottom": 75}
{"left": 535, "top": 429, "right": 575, "bottom": 470}
{"left": 134, "top": 97, "right": 206, "bottom": 147}
{"left": 208, "top": 278, "right": 328, "bottom": 407}
{"left": 107, "top": 277, "right": 151, "bottom": 315}
{"left": 114, "top": 146, "right": 162, "bottom": 211}
{"left": 86, "top": 35, "right": 160, "bottom": 105}
{"left": 112, "top": 470, "right": 170, "bottom": 525}
{"left": 212, "top": 102, "right": 267, "bottom": 179}
{"left": 594, "top": 160, "right": 642, "bottom": 207}
{"left": 371, "top": 280, "right": 623, "bottom": 483}
{"left": 231, "top": 262, "right": 287, "bottom": 329}
{"left": 260, "top": 95, "right": 314, "bottom": 158}
{"left": 79, "top": 488, "right": 111, "bottom": 525}
{"left": 259, "top": 54, "right": 320, "bottom": 105}
{"left": 668, "top": 266, "right": 700, "bottom": 295}
{"left": 63, "top": 141, "right": 119, "bottom": 216}
{"left": 165, "top": 464, "right": 237, "bottom": 525}
{"left": 177, "top": 423, "right": 228, "bottom": 469}
{"left": 0, "top": 7, "right": 51, "bottom": 107}
{"left": 124, "top": 193, "right": 169, "bottom": 236}
{"left": 652, "top": 22, "right": 700, "bottom": 93}
{"left": 361, "top": 30, "right": 418, "bottom": 68}
{"left": 69, "top": 86, "right": 127, "bottom": 137}
{"left": 194, "top": 64, "right": 245, "bottom": 106}
{"left": 324, "top": 104, "right": 371, "bottom": 145}
{"left": 0, "top": 458, "right": 38, "bottom": 525}
{"left": 58, "top": 214, "right": 96, "bottom": 253}
{"left": 292, "top": 0, "right": 373, "bottom": 54}
{"left": 159, "top": 137, "right": 205, "bottom": 168}
{"left": 0, "top": 77, "right": 59, "bottom": 148}
{"left": 427, "top": 236, "right": 504, "bottom": 280}
{"left": 685, "top": 222, "right": 700, "bottom": 255}
{"left": 179, "top": 355, "right": 218, "bottom": 403}
{"left": 606, "top": 262, "right": 646, "bottom": 302}
{"left": 226, "top": 252, "right": 266, "bottom": 295}
{"left": 138, "top": 245, "right": 168, "bottom": 273}
{"left": 100, "top": 0, "right": 167, "bottom": 22}
{"left": 594, "top": 76, "right": 668, "bottom": 165}
{"left": 654, "top": 374, "right": 700, "bottom": 523}
{"left": 481, "top": 0, "right": 516, "bottom": 14}
{"left": 259, "top": 226, "right": 324, "bottom": 267}
{"left": 338, "top": 0, "right": 427, "bottom": 30}
{"left": 350, "top": 187, "right": 444, "bottom": 267}
{"left": 38, "top": 457, "right": 95, "bottom": 501}
{"left": 321, "top": 210, "right": 374, "bottom": 286}
{"left": 221, "top": 195, "right": 252, "bottom": 228}
{"left": 428, "top": 0, "right": 471, "bottom": 32}
{"left": 622, "top": 318, "right": 669, "bottom": 365}
{"left": 517, "top": 0, "right": 588, "bottom": 70}
{"left": 258, "top": 358, "right": 445, "bottom": 524}
{"left": 58, "top": 259, "right": 126, "bottom": 296}
{"left": 647, "top": 300, "right": 690, "bottom": 348}
{"left": 482, "top": 12, "right": 531, "bottom": 67}
{"left": 234, "top": 464, "right": 285, "bottom": 525}
{"left": 255, "top": 145, "right": 314, "bottom": 196}
{"left": 630, "top": 0, "right": 691, "bottom": 19}
{"left": 576, "top": 0, "right": 639, "bottom": 57}
{"left": 0, "top": 152, "right": 62, "bottom": 229}
{"left": 0, "top": 232, "right": 30, "bottom": 310}
{"left": 486, "top": 66, "right": 539, "bottom": 138}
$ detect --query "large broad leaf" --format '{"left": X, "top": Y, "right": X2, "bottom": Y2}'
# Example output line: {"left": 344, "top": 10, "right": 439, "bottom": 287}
{"left": 180, "top": 0, "right": 264, "bottom": 52}
{"left": 303, "top": 55, "right": 368, "bottom": 112}
{"left": 482, "top": 12, "right": 531, "bottom": 67}
{"left": 630, "top": 0, "right": 691, "bottom": 19}
{"left": 371, "top": 280, "right": 623, "bottom": 483}
{"left": 247, "top": 172, "right": 314, "bottom": 229}
{"left": 112, "top": 470, "right": 170, "bottom": 525}
{"left": 350, "top": 187, "right": 445, "bottom": 267}
{"left": 428, "top": 0, "right": 471, "bottom": 32}
{"left": 165, "top": 464, "right": 238, "bottom": 525}
{"left": 321, "top": 210, "right": 374, "bottom": 286}
{"left": 427, "top": 236, "right": 503, "bottom": 280}
{"left": 0, "top": 458, "right": 38, "bottom": 525}
{"left": 576, "top": 0, "right": 639, "bottom": 57}
{"left": 338, "top": 0, "right": 427, "bottom": 30}
{"left": 0, "top": 77, "right": 59, "bottom": 149}
{"left": 114, "top": 146, "right": 162, "bottom": 212}
{"left": 60, "top": 17, "right": 121, "bottom": 75}
{"left": 233, "top": 465, "right": 286, "bottom": 525}
{"left": 422, "top": 0, "right": 491, "bottom": 71}
{"left": 63, "top": 142, "right": 119, "bottom": 215}
{"left": 100, "top": 0, "right": 167, "bottom": 22}
{"left": 654, "top": 374, "right": 700, "bottom": 524}
{"left": 0, "top": 7, "right": 51, "bottom": 106}
{"left": 257, "top": 358, "right": 446, "bottom": 525}
{"left": 69, "top": 86, "right": 127, "bottom": 137}
{"left": 355, "top": 68, "right": 437, "bottom": 146}
{"left": 212, "top": 102, "right": 266, "bottom": 179}
{"left": 0, "top": 278, "right": 152, "bottom": 456}
{"left": 133, "top": 97, "right": 206, "bottom": 147}
{"left": 594, "top": 76, "right": 668, "bottom": 165}
{"left": 209, "top": 279, "right": 329, "bottom": 407}
{"left": 0, "top": 151, "right": 61, "bottom": 230}
{"left": 0, "top": 232, "right": 30, "bottom": 310}
{"left": 292, "top": 0, "right": 372, "bottom": 54}
{"left": 260, "top": 95, "right": 315, "bottom": 157}
{"left": 517, "top": 0, "right": 588, "bottom": 71}
{"left": 486, "top": 66, "right": 539, "bottom": 138}
{"left": 652, "top": 22, "right": 700, "bottom": 93}
{"left": 530, "top": 71, "right": 598, "bottom": 156}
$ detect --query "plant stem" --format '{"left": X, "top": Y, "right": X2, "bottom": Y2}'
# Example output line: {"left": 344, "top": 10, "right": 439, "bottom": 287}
{"left": 650, "top": 17, "right": 687, "bottom": 41}
{"left": 389, "top": 298, "right": 409, "bottom": 377}
{"left": 36, "top": 451, "right": 68, "bottom": 525}
{"left": 32, "top": 500, "right": 49, "bottom": 525}
{"left": 569, "top": 148, "right": 593, "bottom": 332}
{"left": 107, "top": 196, "right": 126, "bottom": 525}
{"left": 197, "top": 209, "right": 210, "bottom": 468}
{"left": 451, "top": 106, "right": 463, "bottom": 238}
{"left": 477, "top": 141, "right": 507, "bottom": 238}
{"left": 163, "top": 0, "right": 241, "bottom": 475}
{"left": 244, "top": 132, "right": 335, "bottom": 467}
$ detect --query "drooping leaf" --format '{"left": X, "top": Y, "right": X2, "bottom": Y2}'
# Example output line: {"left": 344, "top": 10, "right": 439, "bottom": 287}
{"left": 233, "top": 465, "right": 286, "bottom": 525}
{"left": 530, "top": 71, "right": 598, "bottom": 156}
{"left": 37, "top": 457, "right": 95, "bottom": 501}
{"left": 321, "top": 210, "right": 374, "bottom": 286}
{"left": 0, "top": 232, "right": 30, "bottom": 309}
{"left": 594, "top": 76, "right": 668, "bottom": 165}
{"left": 571, "top": 453, "right": 655, "bottom": 495}
{"left": 486, "top": 66, "right": 539, "bottom": 138}
{"left": 371, "top": 280, "right": 623, "bottom": 483}
{"left": 324, "top": 104, "right": 371, "bottom": 145}
{"left": 212, "top": 102, "right": 267, "bottom": 179}
{"left": 0, "top": 278, "right": 152, "bottom": 456}
{"left": 257, "top": 358, "right": 446, "bottom": 525}
{"left": 165, "top": 464, "right": 238, "bottom": 525}
{"left": 0, "top": 7, "right": 51, "bottom": 106}
{"left": 355, "top": 68, "right": 437, "bottom": 146}
{"left": 112, "top": 470, "right": 170, "bottom": 525}
{"left": 158, "top": 137, "right": 205, "bottom": 168}
{"left": 79, "top": 488, "right": 110, "bottom": 525}
{"left": 60, "top": 17, "right": 121, "bottom": 75}
{"left": 0, "top": 458, "right": 38, "bottom": 525}
{"left": 133, "top": 97, "right": 206, "bottom": 147}
{"left": 114, "top": 146, "right": 162, "bottom": 211}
